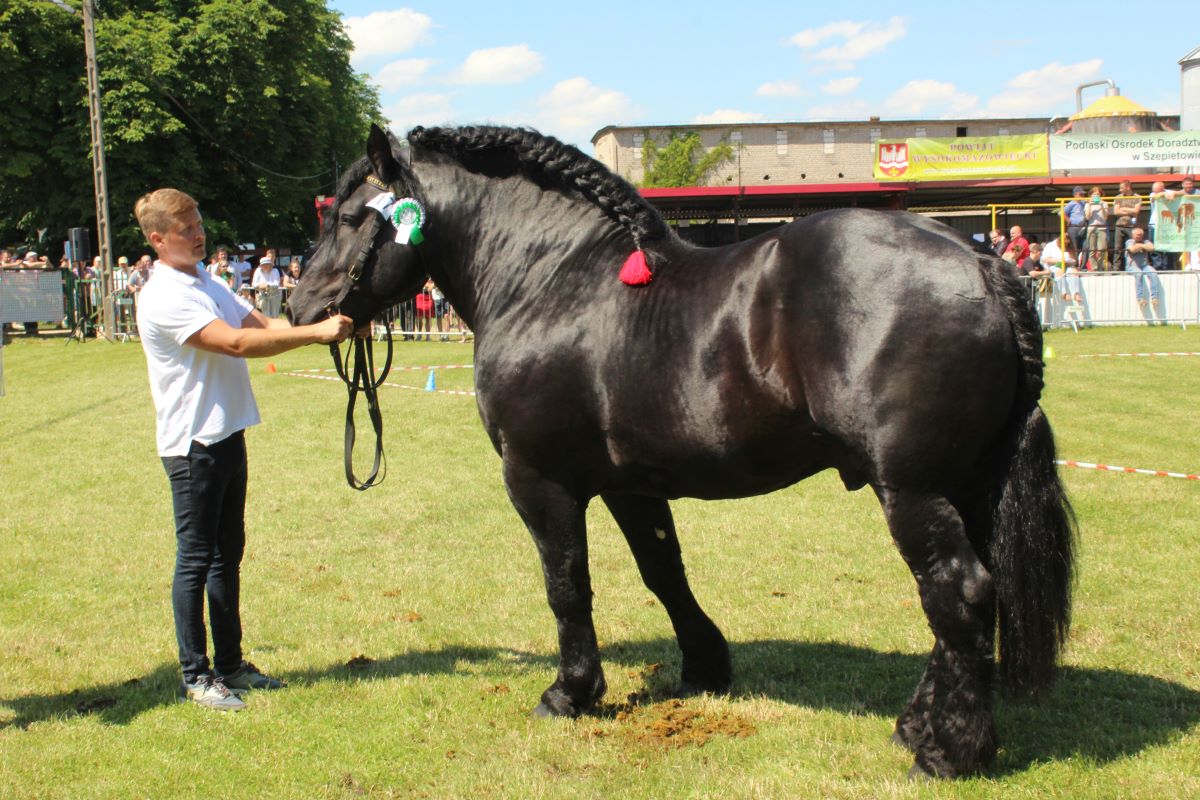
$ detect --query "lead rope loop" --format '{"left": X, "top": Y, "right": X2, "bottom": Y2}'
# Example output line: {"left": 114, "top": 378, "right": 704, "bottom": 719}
{"left": 330, "top": 322, "right": 393, "bottom": 490}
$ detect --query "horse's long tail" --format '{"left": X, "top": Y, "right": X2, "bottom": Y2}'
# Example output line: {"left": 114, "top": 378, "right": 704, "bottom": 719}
{"left": 977, "top": 258, "right": 1077, "bottom": 696}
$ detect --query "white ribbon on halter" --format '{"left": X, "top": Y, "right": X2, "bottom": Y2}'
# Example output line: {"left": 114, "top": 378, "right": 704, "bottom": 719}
{"left": 365, "top": 192, "right": 425, "bottom": 245}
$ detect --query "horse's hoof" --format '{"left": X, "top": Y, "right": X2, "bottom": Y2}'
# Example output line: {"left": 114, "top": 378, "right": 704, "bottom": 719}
{"left": 907, "top": 762, "right": 935, "bottom": 782}
{"left": 678, "top": 669, "right": 731, "bottom": 697}
{"left": 532, "top": 696, "right": 582, "bottom": 719}
{"left": 678, "top": 676, "right": 731, "bottom": 696}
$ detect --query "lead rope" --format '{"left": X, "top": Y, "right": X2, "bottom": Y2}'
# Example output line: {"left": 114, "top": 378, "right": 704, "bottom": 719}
{"left": 325, "top": 164, "right": 419, "bottom": 490}
{"left": 330, "top": 323, "right": 393, "bottom": 490}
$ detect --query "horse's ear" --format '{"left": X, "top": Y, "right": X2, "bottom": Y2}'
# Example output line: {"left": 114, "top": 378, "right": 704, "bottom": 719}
{"left": 367, "top": 123, "right": 401, "bottom": 185}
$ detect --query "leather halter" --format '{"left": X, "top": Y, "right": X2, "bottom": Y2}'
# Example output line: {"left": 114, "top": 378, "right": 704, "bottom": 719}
{"left": 327, "top": 170, "right": 413, "bottom": 490}
{"left": 326, "top": 175, "right": 387, "bottom": 318}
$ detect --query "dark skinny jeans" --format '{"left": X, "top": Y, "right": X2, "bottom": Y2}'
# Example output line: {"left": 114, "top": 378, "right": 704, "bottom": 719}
{"left": 161, "top": 430, "right": 247, "bottom": 682}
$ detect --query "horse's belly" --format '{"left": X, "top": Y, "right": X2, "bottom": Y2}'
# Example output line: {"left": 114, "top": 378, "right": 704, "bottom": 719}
{"left": 603, "top": 420, "right": 849, "bottom": 500}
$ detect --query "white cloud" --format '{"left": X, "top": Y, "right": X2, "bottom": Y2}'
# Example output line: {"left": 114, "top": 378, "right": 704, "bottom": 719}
{"left": 821, "top": 76, "right": 862, "bottom": 96}
{"left": 344, "top": 9, "right": 434, "bottom": 61}
{"left": 446, "top": 44, "right": 543, "bottom": 85}
{"left": 755, "top": 81, "right": 805, "bottom": 97}
{"left": 788, "top": 21, "right": 865, "bottom": 49}
{"left": 789, "top": 17, "right": 907, "bottom": 65}
{"left": 885, "top": 80, "right": 978, "bottom": 117}
{"left": 384, "top": 93, "right": 454, "bottom": 129}
{"left": 693, "top": 109, "right": 765, "bottom": 124}
{"left": 982, "top": 59, "right": 1103, "bottom": 116}
{"left": 375, "top": 58, "right": 435, "bottom": 92}
{"left": 534, "top": 77, "right": 638, "bottom": 147}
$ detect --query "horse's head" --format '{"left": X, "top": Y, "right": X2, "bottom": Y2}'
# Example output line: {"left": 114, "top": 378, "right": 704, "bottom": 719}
{"left": 287, "top": 124, "right": 428, "bottom": 327}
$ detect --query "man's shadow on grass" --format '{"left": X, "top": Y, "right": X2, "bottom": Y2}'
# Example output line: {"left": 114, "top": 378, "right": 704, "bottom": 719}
{"left": 4, "top": 639, "right": 1196, "bottom": 775}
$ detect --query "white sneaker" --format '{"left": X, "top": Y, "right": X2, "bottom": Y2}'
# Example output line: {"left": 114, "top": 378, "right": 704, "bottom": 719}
{"left": 178, "top": 674, "right": 246, "bottom": 711}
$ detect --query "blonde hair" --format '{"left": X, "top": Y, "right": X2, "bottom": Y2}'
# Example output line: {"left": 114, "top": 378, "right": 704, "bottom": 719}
{"left": 134, "top": 188, "right": 198, "bottom": 242}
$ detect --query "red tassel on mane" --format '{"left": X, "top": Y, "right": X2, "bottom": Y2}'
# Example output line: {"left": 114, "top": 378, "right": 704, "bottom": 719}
{"left": 619, "top": 250, "right": 652, "bottom": 286}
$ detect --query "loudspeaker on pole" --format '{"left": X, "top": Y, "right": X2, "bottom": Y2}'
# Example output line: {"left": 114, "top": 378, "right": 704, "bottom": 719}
{"left": 68, "top": 228, "right": 91, "bottom": 263}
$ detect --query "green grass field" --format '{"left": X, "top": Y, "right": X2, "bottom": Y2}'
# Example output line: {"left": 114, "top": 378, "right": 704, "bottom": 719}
{"left": 1, "top": 326, "right": 1198, "bottom": 799}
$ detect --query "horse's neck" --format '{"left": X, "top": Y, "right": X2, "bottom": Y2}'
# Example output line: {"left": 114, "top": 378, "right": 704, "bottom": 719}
{"left": 425, "top": 165, "right": 627, "bottom": 327}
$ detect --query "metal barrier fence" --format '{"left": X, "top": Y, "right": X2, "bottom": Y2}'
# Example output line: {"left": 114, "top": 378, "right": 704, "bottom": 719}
{"left": 373, "top": 298, "right": 473, "bottom": 341}
{"left": 1022, "top": 269, "right": 1200, "bottom": 330}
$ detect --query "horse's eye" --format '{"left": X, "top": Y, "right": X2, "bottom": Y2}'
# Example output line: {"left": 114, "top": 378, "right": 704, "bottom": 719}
{"left": 339, "top": 212, "right": 364, "bottom": 227}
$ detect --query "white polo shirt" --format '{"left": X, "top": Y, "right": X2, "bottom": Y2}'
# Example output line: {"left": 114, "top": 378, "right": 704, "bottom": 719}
{"left": 137, "top": 260, "right": 261, "bottom": 456}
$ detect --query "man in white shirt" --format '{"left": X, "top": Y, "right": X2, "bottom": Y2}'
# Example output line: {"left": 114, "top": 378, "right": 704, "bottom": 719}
{"left": 135, "top": 188, "right": 353, "bottom": 710}
{"left": 232, "top": 252, "right": 253, "bottom": 288}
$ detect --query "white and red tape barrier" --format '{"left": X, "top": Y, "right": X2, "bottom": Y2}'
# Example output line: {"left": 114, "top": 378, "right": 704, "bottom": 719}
{"left": 282, "top": 368, "right": 1199, "bottom": 479}
{"left": 1074, "top": 352, "right": 1200, "bottom": 359}
{"left": 281, "top": 367, "right": 476, "bottom": 397}
{"left": 1056, "top": 459, "right": 1200, "bottom": 481}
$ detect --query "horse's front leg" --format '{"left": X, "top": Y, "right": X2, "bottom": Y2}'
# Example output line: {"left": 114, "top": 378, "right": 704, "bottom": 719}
{"left": 503, "top": 459, "right": 606, "bottom": 718}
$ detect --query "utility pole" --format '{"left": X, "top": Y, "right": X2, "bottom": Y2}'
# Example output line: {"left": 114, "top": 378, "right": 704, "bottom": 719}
{"left": 82, "top": 0, "right": 114, "bottom": 340}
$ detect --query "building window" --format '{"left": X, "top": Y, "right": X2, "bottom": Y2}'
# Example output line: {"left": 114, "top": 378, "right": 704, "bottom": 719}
{"left": 915, "top": 126, "right": 927, "bottom": 138}
{"left": 998, "top": 127, "right": 1009, "bottom": 136}
{"left": 776, "top": 130, "right": 787, "bottom": 155}
{"left": 632, "top": 132, "right": 644, "bottom": 152}
{"left": 956, "top": 126, "right": 968, "bottom": 137}
{"left": 730, "top": 130, "right": 742, "bottom": 144}
{"left": 823, "top": 128, "right": 835, "bottom": 154}
{"left": 869, "top": 127, "right": 881, "bottom": 144}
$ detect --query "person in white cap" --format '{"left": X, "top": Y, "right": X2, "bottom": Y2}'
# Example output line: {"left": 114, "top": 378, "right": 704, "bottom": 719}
{"left": 113, "top": 256, "right": 131, "bottom": 293}
{"left": 251, "top": 254, "right": 282, "bottom": 317}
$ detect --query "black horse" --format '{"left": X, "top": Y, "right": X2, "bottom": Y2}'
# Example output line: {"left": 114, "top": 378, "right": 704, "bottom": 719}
{"left": 288, "top": 124, "right": 1075, "bottom": 778}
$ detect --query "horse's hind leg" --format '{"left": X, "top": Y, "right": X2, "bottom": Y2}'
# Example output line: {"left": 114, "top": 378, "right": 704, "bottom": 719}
{"left": 601, "top": 493, "right": 732, "bottom": 694}
{"left": 503, "top": 460, "right": 606, "bottom": 718}
{"left": 875, "top": 486, "right": 997, "bottom": 779}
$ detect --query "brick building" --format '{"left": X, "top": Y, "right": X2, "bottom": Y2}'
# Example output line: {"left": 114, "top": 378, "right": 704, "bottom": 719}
{"left": 590, "top": 113, "right": 1183, "bottom": 246}
{"left": 593, "top": 117, "right": 1050, "bottom": 188}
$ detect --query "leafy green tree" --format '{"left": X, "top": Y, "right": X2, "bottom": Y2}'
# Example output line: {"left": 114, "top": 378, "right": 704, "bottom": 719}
{"left": 0, "top": 0, "right": 380, "bottom": 259}
{"left": 0, "top": 0, "right": 91, "bottom": 252}
{"left": 638, "top": 131, "right": 733, "bottom": 188}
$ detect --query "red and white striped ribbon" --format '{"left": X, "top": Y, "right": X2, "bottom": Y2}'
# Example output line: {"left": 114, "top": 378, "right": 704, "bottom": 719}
{"left": 281, "top": 369, "right": 476, "bottom": 397}
{"left": 281, "top": 369, "right": 1199, "bottom": 476}
{"left": 1075, "top": 352, "right": 1200, "bottom": 359}
{"left": 1057, "top": 459, "right": 1200, "bottom": 481}
{"left": 290, "top": 364, "right": 474, "bottom": 373}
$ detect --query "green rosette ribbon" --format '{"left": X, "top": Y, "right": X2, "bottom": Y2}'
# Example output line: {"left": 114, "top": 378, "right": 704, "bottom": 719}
{"left": 390, "top": 198, "right": 425, "bottom": 245}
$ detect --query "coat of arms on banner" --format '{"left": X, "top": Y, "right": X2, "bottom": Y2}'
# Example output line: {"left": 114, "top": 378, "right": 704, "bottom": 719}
{"left": 877, "top": 143, "right": 909, "bottom": 177}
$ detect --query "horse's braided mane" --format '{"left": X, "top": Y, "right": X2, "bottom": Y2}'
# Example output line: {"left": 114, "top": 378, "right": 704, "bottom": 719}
{"left": 407, "top": 124, "right": 669, "bottom": 250}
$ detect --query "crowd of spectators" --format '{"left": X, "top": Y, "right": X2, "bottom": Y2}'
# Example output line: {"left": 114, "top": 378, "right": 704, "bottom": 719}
{"left": 9, "top": 176, "right": 1192, "bottom": 340}
{"left": 997, "top": 177, "right": 1199, "bottom": 318}
{"left": 3, "top": 242, "right": 349, "bottom": 339}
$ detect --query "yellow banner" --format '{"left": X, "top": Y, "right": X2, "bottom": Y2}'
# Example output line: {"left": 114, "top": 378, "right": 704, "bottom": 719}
{"left": 874, "top": 134, "right": 1049, "bottom": 181}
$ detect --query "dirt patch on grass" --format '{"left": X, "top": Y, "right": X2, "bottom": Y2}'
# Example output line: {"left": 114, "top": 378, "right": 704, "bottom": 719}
{"left": 345, "top": 654, "right": 375, "bottom": 670}
{"left": 615, "top": 699, "right": 756, "bottom": 749}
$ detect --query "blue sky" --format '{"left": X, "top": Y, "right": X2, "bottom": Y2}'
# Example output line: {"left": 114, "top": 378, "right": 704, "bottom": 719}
{"left": 328, "top": 1, "right": 1197, "bottom": 151}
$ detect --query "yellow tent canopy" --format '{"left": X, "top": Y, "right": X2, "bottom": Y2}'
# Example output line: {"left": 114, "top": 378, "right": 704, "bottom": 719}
{"left": 1069, "top": 94, "right": 1154, "bottom": 120}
